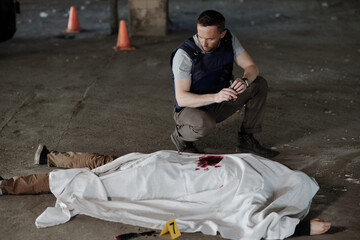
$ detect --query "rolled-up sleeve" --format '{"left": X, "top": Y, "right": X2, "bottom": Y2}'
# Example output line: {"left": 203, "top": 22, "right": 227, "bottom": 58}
{"left": 172, "top": 49, "right": 192, "bottom": 79}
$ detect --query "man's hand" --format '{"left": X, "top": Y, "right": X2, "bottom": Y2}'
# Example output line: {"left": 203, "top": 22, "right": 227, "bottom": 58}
{"left": 214, "top": 88, "right": 238, "bottom": 103}
{"left": 230, "top": 78, "right": 248, "bottom": 94}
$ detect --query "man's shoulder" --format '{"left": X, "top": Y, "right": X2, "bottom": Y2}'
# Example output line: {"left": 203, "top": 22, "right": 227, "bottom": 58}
{"left": 173, "top": 48, "right": 191, "bottom": 61}
{"left": 225, "top": 29, "right": 236, "bottom": 38}
{"left": 172, "top": 37, "right": 201, "bottom": 62}
{"left": 223, "top": 29, "right": 234, "bottom": 43}
{"left": 179, "top": 37, "right": 200, "bottom": 55}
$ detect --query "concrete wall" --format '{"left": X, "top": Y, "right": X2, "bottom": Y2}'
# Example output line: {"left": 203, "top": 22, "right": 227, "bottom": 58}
{"left": 128, "top": 0, "right": 168, "bottom": 36}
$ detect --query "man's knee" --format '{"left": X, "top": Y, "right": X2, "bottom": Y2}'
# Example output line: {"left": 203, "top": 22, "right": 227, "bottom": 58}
{"left": 254, "top": 76, "right": 269, "bottom": 93}
{"left": 175, "top": 108, "right": 216, "bottom": 139}
{"left": 194, "top": 117, "right": 216, "bottom": 137}
{"left": 185, "top": 111, "right": 216, "bottom": 137}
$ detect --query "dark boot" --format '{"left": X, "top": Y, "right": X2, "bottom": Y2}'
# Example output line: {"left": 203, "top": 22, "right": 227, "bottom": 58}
{"left": 236, "top": 132, "right": 279, "bottom": 158}
{"left": 34, "top": 144, "right": 50, "bottom": 165}
{"left": 171, "top": 131, "right": 200, "bottom": 153}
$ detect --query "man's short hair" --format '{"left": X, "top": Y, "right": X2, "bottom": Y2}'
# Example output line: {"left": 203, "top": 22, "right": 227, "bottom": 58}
{"left": 197, "top": 10, "right": 225, "bottom": 33}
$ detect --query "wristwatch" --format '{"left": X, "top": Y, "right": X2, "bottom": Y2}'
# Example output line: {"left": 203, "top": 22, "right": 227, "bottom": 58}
{"left": 242, "top": 78, "right": 250, "bottom": 88}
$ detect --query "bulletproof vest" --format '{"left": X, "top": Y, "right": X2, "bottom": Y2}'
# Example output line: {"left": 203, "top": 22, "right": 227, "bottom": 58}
{"left": 0, "top": 0, "right": 20, "bottom": 42}
{"left": 170, "top": 30, "right": 234, "bottom": 110}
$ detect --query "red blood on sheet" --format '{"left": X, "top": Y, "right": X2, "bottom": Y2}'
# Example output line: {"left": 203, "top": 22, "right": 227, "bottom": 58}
{"left": 197, "top": 156, "right": 224, "bottom": 169}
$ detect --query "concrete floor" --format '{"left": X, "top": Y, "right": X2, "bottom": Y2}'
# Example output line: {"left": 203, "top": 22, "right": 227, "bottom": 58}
{"left": 0, "top": 0, "right": 359, "bottom": 239}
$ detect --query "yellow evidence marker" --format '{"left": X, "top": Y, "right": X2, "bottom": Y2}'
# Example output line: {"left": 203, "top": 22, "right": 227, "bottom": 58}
{"left": 160, "top": 219, "right": 181, "bottom": 239}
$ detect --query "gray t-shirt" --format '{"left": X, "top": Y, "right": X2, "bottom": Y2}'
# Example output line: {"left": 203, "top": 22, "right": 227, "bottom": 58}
{"left": 172, "top": 31, "right": 245, "bottom": 79}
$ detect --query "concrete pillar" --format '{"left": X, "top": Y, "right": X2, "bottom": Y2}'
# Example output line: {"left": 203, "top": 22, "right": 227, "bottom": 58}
{"left": 128, "top": 0, "right": 168, "bottom": 36}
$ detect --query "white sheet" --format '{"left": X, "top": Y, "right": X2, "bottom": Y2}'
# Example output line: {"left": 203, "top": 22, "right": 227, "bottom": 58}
{"left": 35, "top": 150, "right": 318, "bottom": 240}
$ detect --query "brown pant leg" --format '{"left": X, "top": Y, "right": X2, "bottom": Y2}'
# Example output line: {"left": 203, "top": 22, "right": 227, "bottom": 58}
{"left": 240, "top": 76, "right": 268, "bottom": 133}
{"left": 47, "top": 151, "right": 116, "bottom": 170}
{"left": 0, "top": 173, "right": 50, "bottom": 195}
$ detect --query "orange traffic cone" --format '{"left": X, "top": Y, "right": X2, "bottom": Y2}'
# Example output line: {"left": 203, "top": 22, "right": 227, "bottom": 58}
{"left": 113, "top": 20, "right": 136, "bottom": 51}
{"left": 63, "top": 6, "right": 83, "bottom": 33}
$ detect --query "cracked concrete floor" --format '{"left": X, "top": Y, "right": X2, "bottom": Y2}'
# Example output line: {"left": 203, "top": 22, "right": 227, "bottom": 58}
{"left": 0, "top": 0, "right": 359, "bottom": 239}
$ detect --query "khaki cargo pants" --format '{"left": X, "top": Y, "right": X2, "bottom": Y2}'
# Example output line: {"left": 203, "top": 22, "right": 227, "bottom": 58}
{"left": 0, "top": 151, "right": 115, "bottom": 195}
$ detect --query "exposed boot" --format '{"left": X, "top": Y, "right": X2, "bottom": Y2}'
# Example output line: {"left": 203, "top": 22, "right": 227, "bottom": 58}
{"left": 236, "top": 132, "right": 279, "bottom": 158}
{"left": 34, "top": 144, "right": 50, "bottom": 165}
{"left": 171, "top": 131, "right": 200, "bottom": 153}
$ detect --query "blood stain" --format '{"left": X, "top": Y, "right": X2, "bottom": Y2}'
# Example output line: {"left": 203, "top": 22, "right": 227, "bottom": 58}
{"left": 196, "top": 155, "right": 224, "bottom": 170}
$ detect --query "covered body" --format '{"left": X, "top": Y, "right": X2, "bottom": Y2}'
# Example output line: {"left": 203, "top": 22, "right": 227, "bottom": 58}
{"left": 36, "top": 150, "right": 318, "bottom": 240}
